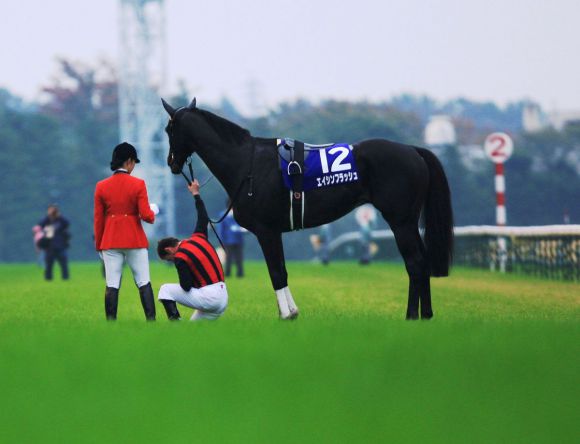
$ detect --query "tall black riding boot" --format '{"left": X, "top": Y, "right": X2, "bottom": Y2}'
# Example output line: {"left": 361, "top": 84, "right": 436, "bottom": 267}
{"left": 160, "top": 299, "right": 181, "bottom": 321}
{"left": 105, "top": 287, "right": 119, "bottom": 320}
{"left": 139, "top": 282, "right": 156, "bottom": 321}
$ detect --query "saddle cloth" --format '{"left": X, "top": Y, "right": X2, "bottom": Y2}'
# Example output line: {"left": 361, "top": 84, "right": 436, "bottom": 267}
{"left": 277, "top": 138, "right": 359, "bottom": 192}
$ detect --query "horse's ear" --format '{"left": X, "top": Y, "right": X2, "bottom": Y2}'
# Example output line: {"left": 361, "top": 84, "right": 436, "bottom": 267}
{"left": 188, "top": 97, "right": 197, "bottom": 110}
{"left": 161, "top": 98, "right": 176, "bottom": 117}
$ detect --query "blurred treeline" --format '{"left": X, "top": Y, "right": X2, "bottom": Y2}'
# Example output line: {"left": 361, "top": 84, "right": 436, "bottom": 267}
{"left": 1, "top": 59, "right": 579, "bottom": 262}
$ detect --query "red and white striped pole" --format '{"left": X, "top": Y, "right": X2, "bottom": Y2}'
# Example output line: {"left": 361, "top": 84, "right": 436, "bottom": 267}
{"left": 484, "top": 133, "right": 514, "bottom": 272}
{"left": 495, "top": 162, "right": 506, "bottom": 226}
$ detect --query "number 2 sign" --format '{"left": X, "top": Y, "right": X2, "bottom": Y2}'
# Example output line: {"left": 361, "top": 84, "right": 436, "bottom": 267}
{"left": 484, "top": 132, "right": 514, "bottom": 164}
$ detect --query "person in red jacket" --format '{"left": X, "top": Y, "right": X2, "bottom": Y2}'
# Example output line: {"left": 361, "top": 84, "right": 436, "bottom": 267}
{"left": 94, "top": 142, "right": 157, "bottom": 321}
{"left": 156, "top": 180, "right": 228, "bottom": 321}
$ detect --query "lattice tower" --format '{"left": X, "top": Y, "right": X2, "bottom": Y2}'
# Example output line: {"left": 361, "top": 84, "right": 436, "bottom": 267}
{"left": 118, "top": 0, "right": 175, "bottom": 238}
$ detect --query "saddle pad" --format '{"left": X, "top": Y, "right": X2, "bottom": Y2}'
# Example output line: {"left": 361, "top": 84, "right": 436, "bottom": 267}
{"left": 278, "top": 141, "right": 359, "bottom": 191}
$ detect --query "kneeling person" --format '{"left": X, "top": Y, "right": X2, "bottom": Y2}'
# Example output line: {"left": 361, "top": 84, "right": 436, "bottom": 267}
{"left": 157, "top": 180, "right": 228, "bottom": 321}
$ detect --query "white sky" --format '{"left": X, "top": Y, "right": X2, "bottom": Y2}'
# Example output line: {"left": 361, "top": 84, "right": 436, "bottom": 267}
{"left": 1, "top": 0, "right": 579, "bottom": 114}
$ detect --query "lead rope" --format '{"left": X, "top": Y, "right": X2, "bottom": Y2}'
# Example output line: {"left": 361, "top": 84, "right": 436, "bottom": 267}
{"left": 181, "top": 158, "right": 227, "bottom": 251}
{"left": 180, "top": 145, "right": 255, "bottom": 251}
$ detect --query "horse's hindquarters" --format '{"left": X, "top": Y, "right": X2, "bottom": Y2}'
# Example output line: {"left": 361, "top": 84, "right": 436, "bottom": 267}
{"left": 355, "top": 139, "right": 429, "bottom": 225}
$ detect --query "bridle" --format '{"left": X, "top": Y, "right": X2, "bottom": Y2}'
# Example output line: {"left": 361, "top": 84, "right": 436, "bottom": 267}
{"left": 179, "top": 148, "right": 255, "bottom": 224}
{"left": 178, "top": 151, "right": 254, "bottom": 252}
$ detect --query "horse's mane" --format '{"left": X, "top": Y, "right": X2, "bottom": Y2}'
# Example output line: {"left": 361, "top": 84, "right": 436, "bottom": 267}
{"left": 198, "top": 109, "right": 251, "bottom": 145}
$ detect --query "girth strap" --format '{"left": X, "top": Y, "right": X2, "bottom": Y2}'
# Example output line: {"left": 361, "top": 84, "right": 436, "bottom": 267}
{"left": 289, "top": 140, "right": 305, "bottom": 230}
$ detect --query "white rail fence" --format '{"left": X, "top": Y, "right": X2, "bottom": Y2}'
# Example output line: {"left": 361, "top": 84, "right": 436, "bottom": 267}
{"left": 327, "top": 225, "right": 580, "bottom": 281}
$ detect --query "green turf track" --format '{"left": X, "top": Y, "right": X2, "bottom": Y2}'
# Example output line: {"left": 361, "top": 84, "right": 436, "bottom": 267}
{"left": 0, "top": 261, "right": 578, "bottom": 443}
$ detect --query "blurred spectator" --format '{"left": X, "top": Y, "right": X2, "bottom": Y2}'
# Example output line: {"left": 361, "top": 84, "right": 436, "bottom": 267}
{"left": 219, "top": 200, "right": 246, "bottom": 278}
{"left": 359, "top": 223, "right": 372, "bottom": 264}
{"left": 309, "top": 224, "right": 332, "bottom": 265}
{"left": 355, "top": 204, "right": 377, "bottom": 265}
{"left": 319, "top": 224, "right": 332, "bottom": 265}
{"left": 38, "top": 204, "right": 70, "bottom": 280}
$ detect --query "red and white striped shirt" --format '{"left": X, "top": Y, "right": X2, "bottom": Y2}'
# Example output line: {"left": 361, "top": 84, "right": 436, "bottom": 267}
{"left": 175, "top": 233, "right": 224, "bottom": 290}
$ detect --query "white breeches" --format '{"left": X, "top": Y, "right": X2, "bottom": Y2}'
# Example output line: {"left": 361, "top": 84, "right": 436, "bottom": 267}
{"left": 102, "top": 248, "right": 150, "bottom": 289}
{"left": 158, "top": 282, "right": 228, "bottom": 321}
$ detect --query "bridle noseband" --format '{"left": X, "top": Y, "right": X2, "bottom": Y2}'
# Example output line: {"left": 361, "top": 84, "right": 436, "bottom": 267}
{"left": 180, "top": 157, "right": 195, "bottom": 186}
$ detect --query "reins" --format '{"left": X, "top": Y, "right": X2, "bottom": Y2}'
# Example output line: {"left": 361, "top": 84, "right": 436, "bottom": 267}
{"left": 179, "top": 141, "right": 255, "bottom": 251}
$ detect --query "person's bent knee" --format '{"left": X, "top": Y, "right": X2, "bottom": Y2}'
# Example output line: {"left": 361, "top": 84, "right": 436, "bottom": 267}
{"left": 158, "top": 283, "right": 174, "bottom": 301}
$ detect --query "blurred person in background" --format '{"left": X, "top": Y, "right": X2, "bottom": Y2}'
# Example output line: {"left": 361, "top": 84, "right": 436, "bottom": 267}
{"left": 219, "top": 199, "right": 246, "bottom": 278}
{"left": 309, "top": 224, "right": 332, "bottom": 265}
{"left": 319, "top": 224, "right": 332, "bottom": 265}
{"left": 355, "top": 204, "right": 377, "bottom": 265}
{"left": 38, "top": 204, "right": 70, "bottom": 280}
{"left": 94, "top": 142, "right": 157, "bottom": 321}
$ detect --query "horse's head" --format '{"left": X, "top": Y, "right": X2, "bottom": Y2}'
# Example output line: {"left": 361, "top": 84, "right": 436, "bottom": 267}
{"left": 162, "top": 97, "right": 198, "bottom": 175}
{"left": 162, "top": 97, "right": 251, "bottom": 176}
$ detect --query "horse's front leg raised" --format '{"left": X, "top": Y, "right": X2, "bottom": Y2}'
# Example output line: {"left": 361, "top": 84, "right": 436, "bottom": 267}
{"left": 256, "top": 230, "right": 299, "bottom": 320}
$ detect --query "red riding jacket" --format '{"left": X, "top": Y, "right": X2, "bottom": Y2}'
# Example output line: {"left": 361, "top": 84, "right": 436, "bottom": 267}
{"left": 94, "top": 171, "right": 155, "bottom": 251}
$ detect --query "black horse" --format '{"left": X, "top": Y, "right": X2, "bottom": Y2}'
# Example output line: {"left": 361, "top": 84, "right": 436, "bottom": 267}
{"left": 161, "top": 98, "right": 453, "bottom": 320}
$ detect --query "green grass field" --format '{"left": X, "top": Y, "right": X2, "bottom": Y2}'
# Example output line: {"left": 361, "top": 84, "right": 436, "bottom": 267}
{"left": 0, "top": 261, "right": 578, "bottom": 443}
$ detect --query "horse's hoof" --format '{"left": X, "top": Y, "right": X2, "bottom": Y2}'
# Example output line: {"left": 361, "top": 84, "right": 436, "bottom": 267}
{"left": 280, "top": 311, "right": 299, "bottom": 321}
{"left": 405, "top": 312, "right": 419, "bottom": 320}
{"left": 288, "top": 309, "right": 299, "bottom": 320}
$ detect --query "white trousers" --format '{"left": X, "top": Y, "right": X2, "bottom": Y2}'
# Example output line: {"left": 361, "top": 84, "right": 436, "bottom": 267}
{"left": 102, "top": 248, "right": 150, "bottom": 289}
{"left": 158, "top": 282, "right": 228, "bottom": 320}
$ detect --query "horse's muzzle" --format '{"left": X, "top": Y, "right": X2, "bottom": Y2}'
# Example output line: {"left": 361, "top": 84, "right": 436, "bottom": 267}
{"left": 169, "top": 162, "right": 182, "bottom": 175}
{"left": 167, "top": 153, "right": 182, "bottom": 175}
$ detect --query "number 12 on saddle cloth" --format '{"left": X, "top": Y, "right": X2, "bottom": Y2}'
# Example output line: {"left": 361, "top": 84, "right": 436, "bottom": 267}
{"left": 278, "top": 140, "right": 360, "bottom": 191}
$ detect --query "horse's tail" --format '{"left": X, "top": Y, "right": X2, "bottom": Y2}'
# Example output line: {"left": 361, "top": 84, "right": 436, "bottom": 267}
{"left": 416, "top": 147, "right": 454, "bottom": 277}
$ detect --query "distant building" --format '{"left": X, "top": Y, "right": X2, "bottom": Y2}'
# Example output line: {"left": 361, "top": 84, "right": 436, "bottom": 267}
{"left": 522, "top": 103, "right": 580, "bottom": 132}
{"left": 523, "top": 103, "right": 547, "bottom": 133}
{"left": 424, "top": 115, "right": 485, "bottom": 172}
{"left": 457, "top": 144, "right": 487, "bottom": 172}
{"left": 424, "top": 115, "right": 456, "bottom": 146}
{"left": 548, "top": 110, "right": 580, "bottom": 131}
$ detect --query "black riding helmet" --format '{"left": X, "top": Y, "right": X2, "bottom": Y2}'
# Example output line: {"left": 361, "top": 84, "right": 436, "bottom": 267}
{"left": 110, "top": 142, "right": 141, "bottom": 171}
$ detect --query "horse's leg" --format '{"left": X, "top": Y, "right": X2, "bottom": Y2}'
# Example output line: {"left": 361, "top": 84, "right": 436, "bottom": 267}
{"left": 256, "top": 230, "right": 298, "bottom": 320}
{"left": 391, "top": 222, "right": 432, "bottom": 320}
